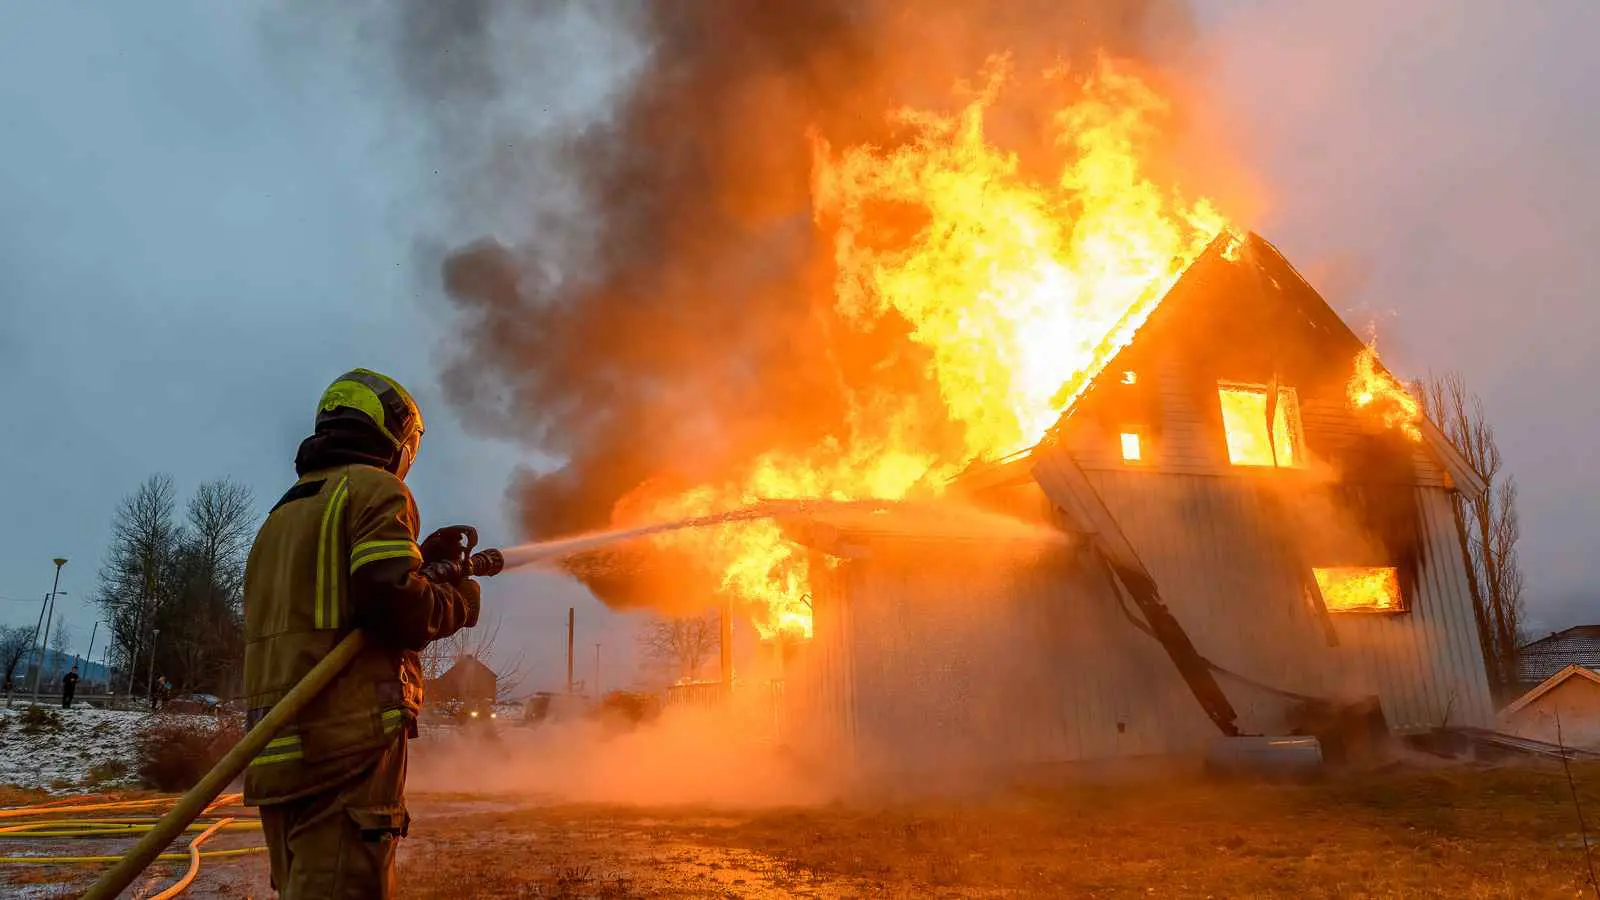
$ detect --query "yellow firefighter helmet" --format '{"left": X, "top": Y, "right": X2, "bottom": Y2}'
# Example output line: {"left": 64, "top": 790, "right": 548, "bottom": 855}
{"left": 316, "top": 368, "right": 425, "bottom": 475}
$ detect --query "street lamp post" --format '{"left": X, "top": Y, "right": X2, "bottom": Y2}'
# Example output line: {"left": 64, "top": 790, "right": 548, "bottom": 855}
{"left": 83, "top": 621, "right": 98, "bottom": 673}
{"left": 9, "top": 593, "right": 49, "bottom": 711}
{"left": 29, "top": 558, "right": 67, "bottom": 705}
{"left": 147, "top": 628, "right": 161, "bottom": 709}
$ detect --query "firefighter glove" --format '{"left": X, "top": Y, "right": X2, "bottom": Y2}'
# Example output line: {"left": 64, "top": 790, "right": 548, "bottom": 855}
{"left": 420, "top": 525, "right": 478, "bottom": 566}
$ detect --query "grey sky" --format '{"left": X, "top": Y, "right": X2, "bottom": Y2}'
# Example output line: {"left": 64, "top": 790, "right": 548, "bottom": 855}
{"left": 1, "top": 1, "right": 1594, "bottom": 686}
{"left": 0, "top": 1, "right": 625, "bottom": 689}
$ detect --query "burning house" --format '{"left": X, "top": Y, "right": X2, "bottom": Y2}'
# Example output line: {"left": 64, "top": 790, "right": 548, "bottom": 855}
{"left": 779, "top": 233, "right": 1496, "bottom": 773}
{"left": 426, "top": 38, "right": 1498, "bottom": 773}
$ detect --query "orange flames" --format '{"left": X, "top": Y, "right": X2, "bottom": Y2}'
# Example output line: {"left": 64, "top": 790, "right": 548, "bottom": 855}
{"left": 621, "top": 60, "right": 1229, "bottom": 639}
{"left": 1348, "top": 339, "right": 1423, "bottom": 442}
{"left": 1313, "top": 566, "right": 1403, "bottom": 613}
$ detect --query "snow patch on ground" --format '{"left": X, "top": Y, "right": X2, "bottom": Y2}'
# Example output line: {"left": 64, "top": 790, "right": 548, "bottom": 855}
{"left": 0, "top": 706, "right": 155, "bottom": 792}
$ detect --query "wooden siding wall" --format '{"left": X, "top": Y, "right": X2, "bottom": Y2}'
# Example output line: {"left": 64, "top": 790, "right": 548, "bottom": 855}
{"left": 797, "top": 542, "right": 1219, "bottom": 774}
{"left": 1065, "top": 357, "right": 1447, "bottom": 486}
{"left": 793, "top": 476, "right": 1494, "bottom": 772}
{"left": 787, "top": 551, "right": 858, "bottom": 766}
{"left": 1084, "top": 471, "right": 1495, "bottom": 733}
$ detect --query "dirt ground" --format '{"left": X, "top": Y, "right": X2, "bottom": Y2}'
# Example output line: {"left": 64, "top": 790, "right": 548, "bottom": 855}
{"left": 3, "top": 763, "right": 1598, "bottom": 898}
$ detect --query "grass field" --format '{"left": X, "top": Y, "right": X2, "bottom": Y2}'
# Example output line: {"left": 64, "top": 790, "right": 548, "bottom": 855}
{"left": 3, "top": 761, "right": 1598, "bottom": 898}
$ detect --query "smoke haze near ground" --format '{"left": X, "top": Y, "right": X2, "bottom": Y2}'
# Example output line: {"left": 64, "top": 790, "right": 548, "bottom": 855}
{"left": 409, "top": 709, "right": 830, "bottom": 807}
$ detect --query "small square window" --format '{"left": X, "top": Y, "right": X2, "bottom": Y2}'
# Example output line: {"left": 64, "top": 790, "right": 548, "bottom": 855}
{"left": 1218, "top": 383, "right": 1304, "bottom": 467}
{"left": 1312, "top": 566, "right": 1405, "bottom": 613}
{"left": 1120, "top": 432, "right": 1142, "bottom": 462}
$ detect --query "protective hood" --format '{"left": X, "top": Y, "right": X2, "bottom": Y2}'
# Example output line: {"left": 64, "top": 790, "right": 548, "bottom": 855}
{"left": 294, "top": 419, "right": 401, "bottom": 477}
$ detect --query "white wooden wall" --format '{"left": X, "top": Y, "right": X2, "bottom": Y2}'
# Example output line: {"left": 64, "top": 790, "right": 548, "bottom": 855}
{"left": 791, "top": 474, "right": 1495, "bottom": 773}
{"left": 1082, "top": 470, "right": 1496, "bottom": 733}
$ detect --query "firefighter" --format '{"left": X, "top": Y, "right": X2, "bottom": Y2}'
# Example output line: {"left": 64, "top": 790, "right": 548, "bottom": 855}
{"left": 243, "top": 368, "right": 480, "bottom": 898}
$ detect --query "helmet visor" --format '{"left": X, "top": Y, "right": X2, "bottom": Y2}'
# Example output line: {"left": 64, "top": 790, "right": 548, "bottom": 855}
{"left": 394, "top": 428, "right": 423, "bottom": 480}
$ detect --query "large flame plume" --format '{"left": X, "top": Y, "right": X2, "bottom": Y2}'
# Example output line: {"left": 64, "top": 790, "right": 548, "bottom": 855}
{"left": 624, "top": 60, "right": 1228, "bottom": 638}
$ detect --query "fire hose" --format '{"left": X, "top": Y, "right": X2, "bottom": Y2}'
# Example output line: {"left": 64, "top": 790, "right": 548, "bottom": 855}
{"left": 0, "top": 792, "right": 260, "bottom": 899}
{"left": 79, "top": 544, "right": 506, "bottom": 900}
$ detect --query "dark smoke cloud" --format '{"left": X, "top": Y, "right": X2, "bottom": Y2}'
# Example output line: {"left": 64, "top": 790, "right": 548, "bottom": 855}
{"left": 352, "top": 1, "right": 1199, "bottom": 608}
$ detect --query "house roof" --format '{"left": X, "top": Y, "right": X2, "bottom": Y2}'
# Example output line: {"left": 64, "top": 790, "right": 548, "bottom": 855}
{"left": 442, "top": 655, "right": 496, "bottom": 678}
{"left": 951, "top": 231, "right": 1488, "bottom": 500}
{"left": 1500, "top": 663, "right": 1600, "bottom": 717}
{"left": 809, "top": 230, "right": 1491, "bottom": 550}
{"left": 1518, "top": 625, "right": 1600, "bottom": 683}
{"left": 431, "top": 655, "right": 498, "bottom": 696}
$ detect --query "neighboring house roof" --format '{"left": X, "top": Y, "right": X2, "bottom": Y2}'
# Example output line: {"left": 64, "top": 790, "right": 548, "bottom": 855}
{"left": 430, "top": 655, "right": 498, "bottom": 700}
{"left": 1501, "top": 663, "right": 1600, "bottom": 718}
{"left": 442, "top": 655, "right": 496, "bottom": 680}
{"left": 1518, "top": 625, "right": 1600, "bottom": 683}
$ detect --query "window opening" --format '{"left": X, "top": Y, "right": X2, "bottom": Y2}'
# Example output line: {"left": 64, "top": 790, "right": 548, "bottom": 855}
{"left": 1218, "top": 382, "right": 1304, "bottom": 467}
{"left": 1312, "top": 566, "right": 1404, "bottom": 613}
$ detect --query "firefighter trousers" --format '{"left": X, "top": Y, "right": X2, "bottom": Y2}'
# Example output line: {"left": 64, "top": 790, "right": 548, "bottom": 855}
{"left": 259, "top": 736, "right": 410, "bottom": 899}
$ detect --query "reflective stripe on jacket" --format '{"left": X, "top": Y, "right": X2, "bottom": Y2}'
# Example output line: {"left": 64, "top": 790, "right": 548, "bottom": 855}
{"left": 242, "top": 464, "right": 426, "bottom": 804}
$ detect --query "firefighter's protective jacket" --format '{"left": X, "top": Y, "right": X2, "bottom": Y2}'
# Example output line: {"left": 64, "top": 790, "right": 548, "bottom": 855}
{"left": 243, "top": 462, "right": 478, "bottom": 805}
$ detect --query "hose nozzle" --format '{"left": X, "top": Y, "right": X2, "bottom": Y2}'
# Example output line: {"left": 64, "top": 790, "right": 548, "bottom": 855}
{"left": 466, "top": 548, "right": 504, "bottom": 578}
{"left": 420, "top": 548, "right": 504, "bottom": 584}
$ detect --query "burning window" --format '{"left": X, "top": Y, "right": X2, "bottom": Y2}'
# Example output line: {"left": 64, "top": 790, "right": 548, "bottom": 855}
{"left": 1120, "top": 432, "right": 1142, "bottom": 462}
{"left": 1218, "top": 383, "right": 1304, "bottom": 467}
{"left": 1312, "top": 567, "right": 1405, "bottom": 613}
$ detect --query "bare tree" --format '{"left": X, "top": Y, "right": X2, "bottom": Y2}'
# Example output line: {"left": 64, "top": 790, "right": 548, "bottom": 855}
{"left": 421, "top": 608, "right": 526, "bottom": 701}
{"left": 184, "top": 480, "right": 255, "bottom": 609}
{"left": 41, "top": 618, "right": 72, "bottom": 684}
{"left": 96, "top": 474, "right": 182, "bottom": 694}
{"left": 94, "top": 476, "right": 255, "bottom": 695}
{"left": 1420, "top": 371, "right": 1525, "bottom": 690}
{"left": 636, "top": 612, "right": 720, "bottom": 684}
{"left": 0, "top": 625, "right": 32, "bottom": 691}
{"left": 51, "top": 617, "right": 71, "bottom": 658}
{"left": 167, "top": 479, "right": 255, "bottom": 692}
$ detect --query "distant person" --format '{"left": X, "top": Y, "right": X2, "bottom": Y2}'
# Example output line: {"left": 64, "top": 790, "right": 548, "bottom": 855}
{"left": 152, "top": 674, "right": 167, "bottom": 710}
{"left": 61, "top": 666, "right": 79, "bottom": 709}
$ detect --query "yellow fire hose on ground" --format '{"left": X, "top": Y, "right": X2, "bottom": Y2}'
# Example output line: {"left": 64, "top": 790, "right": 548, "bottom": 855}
{"left": 0, "top": 791, "right": 263, "bottom": 898}
{"left": 69, "top": 629, "right": 370, "bottom": 899}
